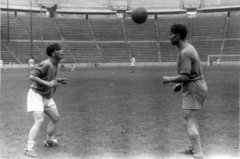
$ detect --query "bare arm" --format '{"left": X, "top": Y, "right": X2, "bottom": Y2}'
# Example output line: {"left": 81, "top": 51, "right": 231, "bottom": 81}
{"left": 162, "top": 74, "right": 189, "bottom": 84}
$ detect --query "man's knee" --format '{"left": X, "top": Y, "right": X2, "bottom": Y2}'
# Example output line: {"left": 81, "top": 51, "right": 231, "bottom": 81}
{"left": 183, "top": 110, "right": 194, "bottom": 126}
{"left": 34, "top": 116, "right": 44, "bottom": 125}
{"left": 51, "top": 114, "right": 60, "bottom": 123}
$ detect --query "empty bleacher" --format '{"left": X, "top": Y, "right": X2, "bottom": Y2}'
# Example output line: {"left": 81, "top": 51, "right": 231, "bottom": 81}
{"left": 1, "top": 42, "right": 19, "bottom": 64}
{"left": 19, "top": 16, "right": 62, "bottom": 41}
{"left": 223, "top": 40, "right": 240, "bottom": 55}
{"left": 192, "top": 15, "right": 226, "bottom": 40}
{"left": 57, "top": 0, "right": 109, "bottom": 10}
{"left": 66, "top": 42, "right": 103, "bottom": 63}
{"left": 7, "top": 41, "right": 42, "bottom": 64}
{"left": 1, "top": 14, "right": 29, "bottom": 40}
{"left": 98, "top": 42, "right": 129, "bottom": 62}
{"left": 1, "top": 10, "right": 240, "bottom": 64}
{"left": 226, "top": 15, "right": 240, "bottom": 39}
{"left": 124, "top": 19, "right": 157, "bottom": 41}
{"left": 130, "top": 0, "right": 180, "bottom": 9}
{"left": 204, "top": 0, "right": 240, "bottom": 7}
{"left": 160, "top": 42, "right": 178, "bottom": 62}
{"left": 90, "top": 19, "right": 125, "bottom": 41}
{"left": 55, "top": 18, "right": 93, "bottom": 41}
{"left": 127, "top": 42, "right": 159, "bottom": 62}
{"left": 191, "top": 40, "right": 222, "bottom": 61}
{"left": 1, "top": 0, "right": 38, "bottom": 8}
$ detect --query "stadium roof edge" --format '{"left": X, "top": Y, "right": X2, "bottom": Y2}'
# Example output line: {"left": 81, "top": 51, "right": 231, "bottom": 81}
{"left": 1, "top": 5, "right": 240, "bottom": 14}
{"left": 57, "top": 9, "right": 117, "bottom": 14}
{"left": 126, "top": 9, "right": 185, "bottom": 14}
{"left": 1, "top": 5, "right": 117, "bottom": 14}
{"left": 197, "top": 5, "right": 240, "bottom": 12}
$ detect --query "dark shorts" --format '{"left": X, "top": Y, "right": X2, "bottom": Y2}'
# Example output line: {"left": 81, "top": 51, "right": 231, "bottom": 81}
{"left": 182, "top": 79, "right": 208, "bottom": 110}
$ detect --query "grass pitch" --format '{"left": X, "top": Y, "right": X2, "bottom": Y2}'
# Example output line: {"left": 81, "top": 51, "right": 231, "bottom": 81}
{"left": 0, "top": 66, "right": 239, "bottom": 159}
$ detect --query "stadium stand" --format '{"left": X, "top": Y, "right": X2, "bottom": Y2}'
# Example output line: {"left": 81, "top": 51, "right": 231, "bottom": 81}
{"left": 124, "top": 19, "right": 157, "bottom": 41}
{"left": 55, "top": 18, "right": 94, "bottom": 41}
{"left": 98, "top": 42, "right": 129, "bottom": 62}
{"left": 223, "top": 40, "right": 240, "bottom": 55}
{"left": 1, "top": 42, "right": 19, "bottom": 64}
{"left": 204, "top": 0, "right": 240, "bottom": 7}
{"left": 160, "top": 42, "right": 178, "bottom": 62}
{"left": 127, "top": 42, "right": 159, "bottom": 62}
{"left": 89, "top": 19, "right": 125, "bottom": 41}
{"left": 1, "top": 13, "right": 29, "bottom": 40}
{"left": 19, "top": 15, "right": 62, "bottom": 41}
{"left": 1, "top": 0, "right": 240, "bottom": 64}
{"left": 66, "top": 42, "right": 103, "bottom": 63}
{"left": 191, "top": 40, "right": 222, "bottom": 61}
{"left": 226, "top": 15, "right": 240, "bottom": 39}
{"left": 57, "top": 0, "right": 109, "bottom": 10}
{"left": 130, "top": 0, "right": 180, "bottom": 9}
{"left": 1, "top": 0, "right": 38, "bottom": 8}
{"left": 192, "top": 15, "right": 226, "bottom": 40}
{"left": 7, "top": 41, "right": 42, "bottom": 63}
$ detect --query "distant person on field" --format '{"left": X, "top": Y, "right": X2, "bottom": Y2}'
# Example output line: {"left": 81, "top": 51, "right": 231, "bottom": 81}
{"left": 210, "top": 59, "right": 212, "bottom": 66}
{"left": 25, "top": 43, "right": 68, "bottom": 157}
{"left": 28, "top": 57, "right": 35, "bottom": 71}
{"left": 162, "top": 24, "right": 208, "bottom": 159}
{"left": 60, "top": 59, "right": 65, "bottom": 72}
{"left": 0, "top": 59, "right": 3, "bottom": 69}
{"left": 131, "top": 55, "right": 136, "bottom": 73}
{"left": 217, "top": 58, "right": 220, "bottom": 66}
{"left": 69, "top": 64, "right": 75, "bottom": 72}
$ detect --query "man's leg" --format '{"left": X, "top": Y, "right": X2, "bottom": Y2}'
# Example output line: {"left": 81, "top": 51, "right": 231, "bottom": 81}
{"left": 44, "top": 108, "right": 60, "bottom": 145}
{"left": 25, "top": 111, "right": 44, "bottom": 157}
{"left": 183, "top": 110, "right": 204, "bottom": 158}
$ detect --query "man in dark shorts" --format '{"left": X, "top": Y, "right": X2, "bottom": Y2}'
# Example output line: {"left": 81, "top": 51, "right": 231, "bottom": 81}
{"left": 162, "top": 24, "right": 208, "bottom": 159}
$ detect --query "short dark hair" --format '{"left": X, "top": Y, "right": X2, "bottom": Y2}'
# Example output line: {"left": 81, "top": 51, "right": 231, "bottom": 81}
{"left": 170, "top": 24, "right": 188, "bottom": 40}
{"left": 46, "top": 43, "right": 62, "bottom": 56}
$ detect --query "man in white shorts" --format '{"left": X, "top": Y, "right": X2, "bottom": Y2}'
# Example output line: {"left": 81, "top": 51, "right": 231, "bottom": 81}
{"left": 217, "top": 58, "right": 220, "bottom": 66}
{"left": 28, "top": 57, "right": 35, "bottom": 72}
{"left": 25, "top": 43, "right": 67, "bottom": 157}
{"left": 131, "top": 55, "right": 136, "bottom": 73}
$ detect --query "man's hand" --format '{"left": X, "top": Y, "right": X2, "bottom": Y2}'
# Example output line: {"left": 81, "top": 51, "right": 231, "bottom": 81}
{"left": 48, "top": 80, "right": 59, "bottom": 88}
{"left": 162, "top": 76, "right": 171, "bottom": 84}
{"left": 173, "top": 83, "right": 181, "bottom": 92}
{"left": 57, "top": 78, "right": 68, "bottom": 85}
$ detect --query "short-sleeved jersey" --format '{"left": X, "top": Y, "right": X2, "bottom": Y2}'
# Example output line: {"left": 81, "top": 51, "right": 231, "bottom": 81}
{"left": 29, "top": 59, "right": 34, "bottom": 65}
{"left": 177, "top": 44, "right": 208, "bottom": 109}
{"left": 177, "top": 44, "right": 203, "bottom": 81}
{"left": 131, "top": 57, "right": 136, "bottom": 66}
{"left": 30, "top": 59, "right": 58, "bottom": 99}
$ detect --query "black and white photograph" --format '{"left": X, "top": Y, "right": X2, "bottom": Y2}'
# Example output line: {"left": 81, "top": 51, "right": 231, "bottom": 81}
{"left": 0, "top": 0, "right": 239, "bottom": 159}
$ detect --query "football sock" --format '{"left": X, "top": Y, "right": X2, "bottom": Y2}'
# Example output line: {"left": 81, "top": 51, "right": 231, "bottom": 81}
{"left": 27, "top": 140, "right": 35, "bottom": 150}
{"left": 189, "top": 135, "right": 204, "bottom": 158}
{"left": 47, "top": 135, "right": 54, "bottom": 141}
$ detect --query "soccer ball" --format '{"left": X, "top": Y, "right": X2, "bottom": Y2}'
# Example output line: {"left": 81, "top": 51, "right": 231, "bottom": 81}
{"left": 131, "top": 7, "right": 148, "bottom": 24}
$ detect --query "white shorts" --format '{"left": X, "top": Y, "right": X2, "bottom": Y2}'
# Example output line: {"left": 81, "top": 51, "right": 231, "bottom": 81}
{"left": 30, "top": 65, "right": 34, "bottom": 69}
{"left": 27, "top": 89, "right": 57, "bottom": 112}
